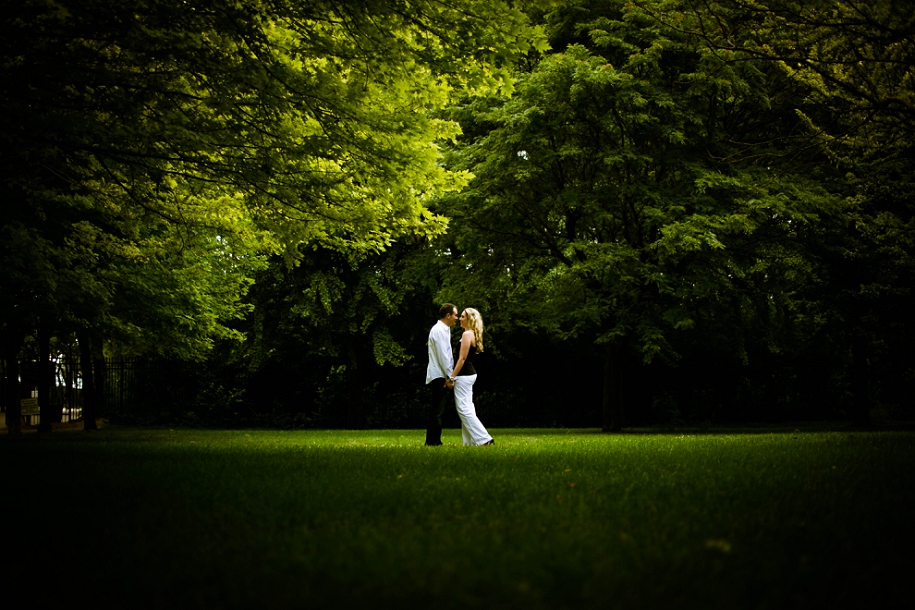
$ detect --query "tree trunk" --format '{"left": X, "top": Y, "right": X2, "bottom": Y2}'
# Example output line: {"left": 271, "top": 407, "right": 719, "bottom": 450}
{"left": 851, "top": 330, "right": 870, "bottom": 427}
{"left": 78, "top": 330, "right": 98, "bottom": 431}
{"left": 602, "top": 341, "right": 625, "bottom": 432}
{"left": 64, "top": 343, "right": 75, "bottom": 422}
{"left": 92, "top": 351, "right": 106, "bottom": 429}
{"left": 2, "top": 334, "right": 24, "bottom": 435}
{"left": 344, "top": 345, "right": 367, "bottom": 430}
{"left": 37, "top": 324, "right": 53, "bottom": 433}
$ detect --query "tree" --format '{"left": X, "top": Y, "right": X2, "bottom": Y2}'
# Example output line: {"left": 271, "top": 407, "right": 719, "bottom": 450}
{"left": 236, "top": 242, "right": 437, "bottom": 429}
{"left": 0, "top": 0, "right": 547, "bottom": 431}
{"left": 638, "top": 0, "right": 915, "bottom": 424}
{"left": 1, "top": 0, "right": 545, "bottom": 250}
{"left": 435, "top": 2, "right": 844, "bottom": 429}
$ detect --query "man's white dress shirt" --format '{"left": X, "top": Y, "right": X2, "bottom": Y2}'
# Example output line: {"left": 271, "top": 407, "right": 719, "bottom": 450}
{"left": 426, "top": 320, "right": 454, "bottom": 384}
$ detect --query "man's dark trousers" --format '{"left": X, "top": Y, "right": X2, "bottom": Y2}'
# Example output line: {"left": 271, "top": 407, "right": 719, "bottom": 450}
{"left": 425, "top": 378, "right": 451, "bottom": 446}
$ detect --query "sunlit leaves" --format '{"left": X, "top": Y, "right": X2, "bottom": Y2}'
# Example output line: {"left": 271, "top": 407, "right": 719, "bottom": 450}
{"left": 1, "top": 0, "right": 545, "bottom": 358}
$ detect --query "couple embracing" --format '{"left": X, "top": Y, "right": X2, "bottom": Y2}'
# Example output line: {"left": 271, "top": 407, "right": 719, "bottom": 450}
{"left": 425, "top": 303, "right": 494, "bottom": 447}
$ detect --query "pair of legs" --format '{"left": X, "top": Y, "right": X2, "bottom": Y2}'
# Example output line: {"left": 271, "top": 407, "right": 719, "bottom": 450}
{"left": 453, "top": 375, "right": 493, "bottom": 446}
{"left": 425, "top": 377, "right": 451, "bottom": 446}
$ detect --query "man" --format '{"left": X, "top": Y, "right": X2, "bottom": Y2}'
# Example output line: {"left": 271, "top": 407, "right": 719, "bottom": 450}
{"left": 425, "top": 303, "right": 458, "bottom": 446}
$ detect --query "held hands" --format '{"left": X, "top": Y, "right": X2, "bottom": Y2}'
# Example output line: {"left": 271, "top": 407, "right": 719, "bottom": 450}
{"left": 445, "top": 377, "right": 455, "bottom": 389}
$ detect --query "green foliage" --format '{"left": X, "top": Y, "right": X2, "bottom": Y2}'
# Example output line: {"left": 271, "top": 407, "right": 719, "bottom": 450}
{"left": 640, "top": 0, "right": 915, "bottom": 138}
{"left": 637, "top": 0, "right": 915, "bottom": 296}
{"left": 243, "top": 244, "right": 423, "bottom": 368}
{"left": 6, "top": 0, "right": 911, "bottom": 425}
{"left": 436, "top": 3, "right": 842, "bottom": 367}
{"left": 635, "top": 0, "right": 915, "bottom": 419}
{"left": 2, "top": 0, "right": 546, "bottom": 253}
{"left": 229, "top": 241, "right": 439, "bottom": 426}
{"left": 0, "top": 0, "right": 545, "bottom": 360}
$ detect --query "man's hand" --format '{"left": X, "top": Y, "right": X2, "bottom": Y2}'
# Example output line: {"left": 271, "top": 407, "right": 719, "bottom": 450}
{"left": 445, "top": 378, "right": 454, "bottom": 389}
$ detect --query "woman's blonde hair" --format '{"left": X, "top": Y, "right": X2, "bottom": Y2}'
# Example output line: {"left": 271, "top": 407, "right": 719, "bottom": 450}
{"left": 463, "top": 308, "right": 484, "bottom": 353}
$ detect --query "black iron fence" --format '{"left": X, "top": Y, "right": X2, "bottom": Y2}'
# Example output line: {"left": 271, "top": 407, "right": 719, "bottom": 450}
{"left": 1, "top": 356, "right": 234, "bottom": 427}
{"left": 103, "top": 357, "right": 203, "bottom": 417}
{"left": 3, "top": 355, "right": 912, "bottom": 428}
{"left": 0, "top": 355, "right": 84, "bottom": 426}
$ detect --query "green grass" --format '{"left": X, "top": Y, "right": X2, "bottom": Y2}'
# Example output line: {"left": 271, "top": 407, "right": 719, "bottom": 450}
{"left": 4, "top": 426, "right": 914, "bottom": 608}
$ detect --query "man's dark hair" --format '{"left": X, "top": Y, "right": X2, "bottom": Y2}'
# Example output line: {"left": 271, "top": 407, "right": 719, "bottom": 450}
{"left": 438, "top": 303, "right": 457, "bottom": 319}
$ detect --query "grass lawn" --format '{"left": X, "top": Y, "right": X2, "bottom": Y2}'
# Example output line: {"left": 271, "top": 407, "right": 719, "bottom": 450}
{"left": 3, "top": 425, "right": 913, "bottom": 609}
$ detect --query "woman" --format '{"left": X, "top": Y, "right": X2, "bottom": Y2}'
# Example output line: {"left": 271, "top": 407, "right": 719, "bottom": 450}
{"left": 448, "top": 308, "right": 494, "bottom": 446}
